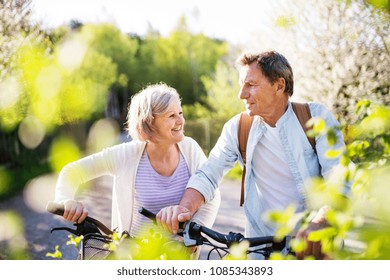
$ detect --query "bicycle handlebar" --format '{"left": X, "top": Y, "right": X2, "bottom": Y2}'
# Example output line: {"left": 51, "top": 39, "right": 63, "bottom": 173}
{"left": 137, "top": 207, "right": 292, "bottom": 254}
{"left": 47, "top": 204, "right": 292, "bottom": 259}
{"left": 46, "top": 201, "right": 114, "bottom": 236}
{"left": 138, "top": 207, "right": 186, "bottom": 234}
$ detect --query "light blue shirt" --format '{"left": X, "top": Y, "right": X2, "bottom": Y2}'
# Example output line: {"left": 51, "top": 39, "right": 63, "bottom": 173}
{"left": 188, "top": 101, "right": 350, "bottom": 239}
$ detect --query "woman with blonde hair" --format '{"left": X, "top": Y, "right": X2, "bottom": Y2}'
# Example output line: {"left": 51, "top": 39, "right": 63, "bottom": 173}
{"left": 54, "top": 82, "right": 220, "bottom": 258}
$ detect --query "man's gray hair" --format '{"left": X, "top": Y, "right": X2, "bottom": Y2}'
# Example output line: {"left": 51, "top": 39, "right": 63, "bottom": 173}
{"left": 236, "top": 50, "right": 294, "bottom": 96}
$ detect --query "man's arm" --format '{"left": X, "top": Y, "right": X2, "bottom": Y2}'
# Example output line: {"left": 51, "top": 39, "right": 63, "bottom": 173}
{"left": 156, "top": 188, "right": 205, "bottom": 234}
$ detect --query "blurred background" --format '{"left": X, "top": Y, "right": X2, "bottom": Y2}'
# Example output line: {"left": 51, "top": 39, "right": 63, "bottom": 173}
{"left": 0, "top": 0, "right": 389, "bottom": 259}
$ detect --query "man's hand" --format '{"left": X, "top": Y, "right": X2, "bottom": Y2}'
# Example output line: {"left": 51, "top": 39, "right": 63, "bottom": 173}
{"left": 295, "top": 206, "right": 330, "bottom": 260}
{"left": 295, "top": 221, "right": 330, "bottom": 259}
{"left": 157, "top": 188, "right": 205, "bottom": 234}
{"left": 156, "top": 205, "right": 192, "bottom": 234}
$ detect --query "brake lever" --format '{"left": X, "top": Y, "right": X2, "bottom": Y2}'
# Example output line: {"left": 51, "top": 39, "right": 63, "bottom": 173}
{"left": 50, "top": 220, "right": 101, "bottom": 236}
{"left": 280, "top": 235, "right": 293, "bottom": 256}
{"left": 183, "top": 222, "right": 205, "bottom": 247}
{"left": 50, "top": 226, "right": 79, "bottom": 235}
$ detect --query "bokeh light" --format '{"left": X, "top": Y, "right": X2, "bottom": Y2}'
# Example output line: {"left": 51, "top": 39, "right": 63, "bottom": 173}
{"left": 23, "top": 173, "right": 58, "bottom": 213}
{"left": 0, "top": 76, "right": 20, "bottom": 109}
{"left": 57, "top": 36, "right": 87, "bottom": 70}
{"left": 49, "top": 137, "right": 81, "bottom": 173}
{"left": 35, "top": 65, "right": 62, "bottom": 99}
{"left": 18, "top": 115, "right": 46, "bottom": 149}
{"left": 86, "top": 118, "right": 120, "bottom": 154}
{"left": 0, "top": 211, "right": 23, "bottom": 241}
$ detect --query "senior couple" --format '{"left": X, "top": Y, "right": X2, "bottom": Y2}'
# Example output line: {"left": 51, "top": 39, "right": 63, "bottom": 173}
{"left": 54, "top": 50, "right": 349, "bottom": 260}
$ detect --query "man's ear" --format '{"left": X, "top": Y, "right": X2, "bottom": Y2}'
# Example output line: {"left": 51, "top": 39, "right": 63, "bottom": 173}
{"left": 276, "top": 77, "right": 286, "bottom": 93}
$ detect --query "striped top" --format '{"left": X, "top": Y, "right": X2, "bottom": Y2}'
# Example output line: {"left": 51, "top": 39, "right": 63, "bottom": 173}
{"left": 131, "top": 150, "right": 190, "bottom": 237}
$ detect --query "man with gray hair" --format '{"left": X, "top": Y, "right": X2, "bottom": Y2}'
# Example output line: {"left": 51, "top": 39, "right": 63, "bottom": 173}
{"left": 157, "top": 51, "right": 350, "bottom": 260}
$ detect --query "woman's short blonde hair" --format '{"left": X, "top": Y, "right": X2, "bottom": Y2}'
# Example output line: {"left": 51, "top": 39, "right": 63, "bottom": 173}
{"left": 126, "top": 82, "right": 181, "bottom": 141}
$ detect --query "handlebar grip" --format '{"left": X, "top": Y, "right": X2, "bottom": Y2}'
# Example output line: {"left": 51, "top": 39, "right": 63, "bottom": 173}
{"left": 46, "top": 201, "right": 65, "bottom": 216}
{"left": 47, "top": 201, "right": 114, "bottom": 236}
{"left": 138, "top": 207, "right": 156, "bottom": 222}
{"left": 138, "top": 207, "right": 185, "bottom": 231}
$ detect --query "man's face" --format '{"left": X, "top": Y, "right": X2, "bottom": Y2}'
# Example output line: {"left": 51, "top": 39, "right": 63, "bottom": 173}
{"left": 238, "top": 63, "right": 279, "bottom": 117}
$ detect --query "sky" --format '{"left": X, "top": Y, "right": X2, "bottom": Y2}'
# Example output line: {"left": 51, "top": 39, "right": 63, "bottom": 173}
{"left": 31, "top": 0, "right": 280, "bottom": 44}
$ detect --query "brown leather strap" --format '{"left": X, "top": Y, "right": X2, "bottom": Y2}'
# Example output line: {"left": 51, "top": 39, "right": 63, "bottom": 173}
{"left": 237, "top": 103, "right": 315, "bottom": 207}
{"left": 238, "top": 112, "right": 254, "bottom": 206}
{"left": 291, "top": 102, "right": 315, "bottom": 151}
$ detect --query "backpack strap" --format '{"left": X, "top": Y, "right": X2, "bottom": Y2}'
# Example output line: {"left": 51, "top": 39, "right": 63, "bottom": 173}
{"left": 237, "top": 103, "right": 316, "bottom": 207}
{"left": 291, "top": 102, "right": 316, "bottom": 152}
{"left": 238, "top": 112, "right": 254, "bottom": 206}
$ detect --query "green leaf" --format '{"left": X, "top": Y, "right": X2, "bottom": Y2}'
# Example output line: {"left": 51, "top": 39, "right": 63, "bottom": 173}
{"left": 311, "top": 118, "right": 326, "bottom": 135}
{"left": 307, "top": 227, "right": 337, "bottom": 242}
{"left": 66, "top": 234, "right": 83, "bottom": 248}
{"left": 355, "top": 99, "right": 371, "bottom": 115}
{"left": 46, "top": 245, "right": 63, "bottom": 259}
{"left": 326, "top": 129, "right": 337, "bottom": 146}
{"left": 325, "top": 149, "right": 343, "bottom": 159}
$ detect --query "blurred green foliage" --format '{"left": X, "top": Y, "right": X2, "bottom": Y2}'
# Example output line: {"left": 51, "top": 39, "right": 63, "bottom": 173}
{"left": 134, "top": 18, "right": 228, "bottom": 105}
{"left": 366, "top": 0, "right": 390, "bottom": 12}
{"left": 46, "top": 224, "right": 191, "bottom": 260}
{"left": 0, "top": 210, "right": 30, "bottom": 260}
{"left": 268, "top": 100, "right": 390, "bottom": 260}
{"left": 0, "top": 6, "right": 227, "bottom": 200}
{"left": 1, "top": 0, "right": 389, "bottom": 260}
{"left": 110, "top": 227, "right": 191, "bottom": 260}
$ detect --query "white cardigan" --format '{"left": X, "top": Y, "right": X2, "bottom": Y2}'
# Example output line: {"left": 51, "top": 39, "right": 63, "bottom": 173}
{"left": 55, "top": 137, "right": 221, "bottom": 234}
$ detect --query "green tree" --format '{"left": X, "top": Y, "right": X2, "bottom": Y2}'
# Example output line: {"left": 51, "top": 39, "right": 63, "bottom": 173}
{"left": 183, "top": 57, "right": 244, "bottom": 156}
{"left": 367, "top": 0, "right": 390, "bottom": 12}
{"left": 0, "top": 0, "right": 46, "bottom": 192}
{"left": 0, "top": 22, "right": 118, "bottom": 198}
{"left": 77, "top": 23, "right": 139, "bottom": 128}
{"left": 202, "top": 60, "right": 244, "bottom": 120}
{"left": 0, "top": 0, "right": 40, "bottom": 80}
{"left": 136, "top": 17, "right": 228, "bottom": 105}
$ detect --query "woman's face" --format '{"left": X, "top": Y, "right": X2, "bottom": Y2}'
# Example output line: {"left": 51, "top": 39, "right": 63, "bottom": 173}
{"left": 152, "top": 102, "right": 185, "bottom": 144}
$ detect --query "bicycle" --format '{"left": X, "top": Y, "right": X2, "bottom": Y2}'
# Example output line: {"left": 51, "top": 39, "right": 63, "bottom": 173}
{"left": 46, "top": 202, "right": 190, "bottom": 260}
{"left": 138, "top": 207, "right": 294, "bottom": 260}
{"left": 47, "top": 202, "right": 293, "bottom": 260}
{"left": 46, "top": 201, "right": 117, "bottom": 260}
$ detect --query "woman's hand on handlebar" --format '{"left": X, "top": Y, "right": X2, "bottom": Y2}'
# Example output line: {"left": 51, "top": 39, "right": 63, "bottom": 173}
{"left": 63, "top": 200, "right": 89, "bottom": 224}
{"left": 156, "top": 205, "right": 192, "bottom": 234}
